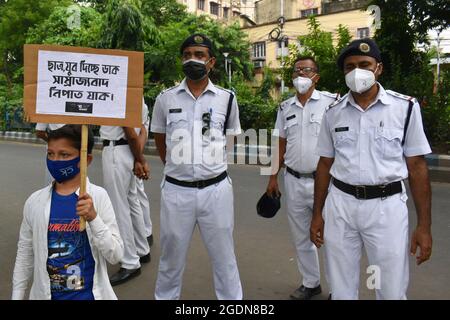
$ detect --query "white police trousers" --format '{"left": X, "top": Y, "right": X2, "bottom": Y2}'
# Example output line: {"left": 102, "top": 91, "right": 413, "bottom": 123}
{"left": 102, "top": 144, "right": 150, "bottom": 269}
{"left": 155, "top": 177, "right": 242, "bottom": 300}
{"left": 129, "top": 176, "right": 153, "bottom": 239}
{"left": 284, "top": 170, "right": 321, "bottom": 288}
{"left": 323, "top": 184, "right": 409, "bottom": 300}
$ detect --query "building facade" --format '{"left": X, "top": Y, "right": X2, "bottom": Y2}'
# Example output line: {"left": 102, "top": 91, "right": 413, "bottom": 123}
{"left": 177, "top": 0, "right": 256, "bottom": 24}
{"left": 243, "top": 8, "right": 372, "bottom": 90}
{"left": 255, "top": 0, "right": 371, "bottom": 24}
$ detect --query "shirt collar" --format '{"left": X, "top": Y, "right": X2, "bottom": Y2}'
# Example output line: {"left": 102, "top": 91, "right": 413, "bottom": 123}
{"left": 291, "top": 89, "right": 320, "bottom": 108}
{"left": 177, "top": 78, "right": 218, "bottom": 96}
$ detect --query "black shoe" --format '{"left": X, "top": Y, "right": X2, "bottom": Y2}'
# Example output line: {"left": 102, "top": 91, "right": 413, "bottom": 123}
{"left": 147, "top": 234, "right": 153, "bottom": 247}
{"left": 109, "top": 268, "right": 141, "bottom": 286}
{"left": 139, "top": 252, "right": 151, "bottom": 264}
{"left": 328, "top": 293, "right": 332, "bottom": 300}
{"left": 290, "top": 285, "right": 322, "bottom": 300}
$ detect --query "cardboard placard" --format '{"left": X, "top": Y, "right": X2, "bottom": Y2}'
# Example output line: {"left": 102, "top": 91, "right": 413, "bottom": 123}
{"left": 24, "top": 44, "right": 143, "bottom": 127}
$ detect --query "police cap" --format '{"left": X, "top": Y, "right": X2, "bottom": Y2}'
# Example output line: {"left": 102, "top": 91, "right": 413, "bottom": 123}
{"left": 180, "top": 33, "right": 214, "bottom": 56}
{"left": 337, "top": 38, "right": 381, "bottom": 70}
{"left": 256, "top": 193, "right": 281, "bottom": 218}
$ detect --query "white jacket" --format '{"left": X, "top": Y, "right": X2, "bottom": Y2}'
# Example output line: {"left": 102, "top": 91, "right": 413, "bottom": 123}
{"left": 12, "top": 179, "right": 124, "bottom": 300}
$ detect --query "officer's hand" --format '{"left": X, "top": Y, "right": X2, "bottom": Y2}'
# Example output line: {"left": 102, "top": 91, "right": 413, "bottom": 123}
{"left": 410, "top": 227, "right": 432, "bottom": 265}
{"left": 134, "top": 161, "right": 149, "bottom": 180}
{"left": 143, "top": 161, "right": 150, "bottom": 179}
{"left": 77, "top": 193, "right": 97, "bottom": 222}
{"left": 310, "top": 213, "right": 325, "bottom": 248}
{"left": 266, "top": 176, "right": 281, "bottom": 198}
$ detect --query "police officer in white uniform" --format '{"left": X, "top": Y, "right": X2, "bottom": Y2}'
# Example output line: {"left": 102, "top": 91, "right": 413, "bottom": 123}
{"left": 36, "top": 123, "right": 66, "bottom": 185}
{"left": 100, "top": 102, "right": 151, "bottom": 285}
{"left": 151, "top": 34, "right": 243, "bottom": 300}
{"left": 266, "top": 57, "right": 338, "bottom": 300}
{"left": 128, "top": 109, "right": 153, "bottom": 247}
{"left": 311, "top": 39, "right": 433, "bottom": 300}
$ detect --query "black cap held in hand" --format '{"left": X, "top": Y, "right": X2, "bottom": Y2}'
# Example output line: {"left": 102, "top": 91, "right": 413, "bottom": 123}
{"left": 337, "top": 38, "right": 381, "bottom": 70}
{"left": 180, "top": 33, "right": 214, "bottom": 55}
{"left": 257, "top": 193, "right": 281, "bottom": 218}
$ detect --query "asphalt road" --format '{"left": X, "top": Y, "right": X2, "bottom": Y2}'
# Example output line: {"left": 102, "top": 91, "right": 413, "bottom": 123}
{"left": 0, "top": 140, "right": 449, "bottom": 300}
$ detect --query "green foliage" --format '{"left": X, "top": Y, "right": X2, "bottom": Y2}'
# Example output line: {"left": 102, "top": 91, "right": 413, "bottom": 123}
{"left": 141, "top": 0, "right": 188, "bottom": 26}
{"left": 26, "top": 5, "right": 103, "bottom": 47}
{"left": 99, "top": 0, "right": 160, "bottom": 51}
{"left": 233, "top": 73, "right": 277, "bottom": 131}
{"left": 0, "top": 0, "right": 71, "bottom": 63}
{"left": 422, "top": 70, "right": 450, "bottom": 153}
{"left": 283, "top": 17, "right": 352, "bottom": 95}
{"left": 369, "top": 0, "right": 436, "bottom": 99}
{"left": 145, "top": 14, "right": 252, "bottom": 88}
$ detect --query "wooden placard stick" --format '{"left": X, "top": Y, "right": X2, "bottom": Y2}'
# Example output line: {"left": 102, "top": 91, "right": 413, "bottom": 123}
{"left": 79, "top": 124, "right": 88, "bottom": 231}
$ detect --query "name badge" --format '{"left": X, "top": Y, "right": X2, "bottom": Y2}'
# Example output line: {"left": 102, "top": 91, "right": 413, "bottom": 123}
{"left": 335, "top": 127, "right": 349, "bottom": 132}
{"left": 286, "top": 114, "right": 296, "bottom": 121}
{"left": 169, "top": 108, "right": 182, "bottom": 113}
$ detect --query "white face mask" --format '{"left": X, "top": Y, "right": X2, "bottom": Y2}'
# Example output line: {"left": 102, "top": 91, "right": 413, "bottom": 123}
{"left": 293, "top": 76, "right": 313, "bottom": 94}
{"left": 345, "top": 66, "right": 378, "bottom": 94}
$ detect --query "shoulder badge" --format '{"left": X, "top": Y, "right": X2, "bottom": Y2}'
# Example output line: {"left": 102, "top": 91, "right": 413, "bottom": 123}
{"left": 386, "top": 90, "right": 413, "bottom": 101}
{"left": 326, "top": 93, "right": 347, "bottom": 111}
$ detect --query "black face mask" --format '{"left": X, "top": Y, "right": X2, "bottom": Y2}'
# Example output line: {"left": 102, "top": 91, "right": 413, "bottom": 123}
{"left": 182, "top": 59, "right": 210, "bottom": 81}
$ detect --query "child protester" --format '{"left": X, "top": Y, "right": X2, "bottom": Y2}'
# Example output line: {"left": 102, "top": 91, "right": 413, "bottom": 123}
{"left": 12, "top": 124, "right": 124, "bottom": 300}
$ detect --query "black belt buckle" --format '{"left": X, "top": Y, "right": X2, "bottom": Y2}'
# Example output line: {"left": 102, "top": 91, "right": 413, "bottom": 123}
{"left": 355, "top": 185, "right": 367, "bottom": 199}
{"left": 380, "top": 184, "right": 388, "bottom": 200}
{"left": 195, "top": 180, "right": 207, "bottom": 189}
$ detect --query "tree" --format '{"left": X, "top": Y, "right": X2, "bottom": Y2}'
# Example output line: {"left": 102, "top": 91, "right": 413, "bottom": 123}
{"left": 141, "top": 0, "right": 188, "bottom": 27}
{"left": 144, "top": 14, "right": 253, "bottom": 91}
{"left": 283, "top": 17, "right": 352, "bottom": 95}
{"left": 26, "top": 5, "right": 103, "bottom": 48}
{"left": 99, "top": 0, "right": 160, "bottom": 51}
{"left": 369, "top": 0, "right": 437, "bottom": 98}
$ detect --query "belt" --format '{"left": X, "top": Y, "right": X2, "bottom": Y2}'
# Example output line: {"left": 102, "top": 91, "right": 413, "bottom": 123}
{"left": 165, "top": 171, "right": 228, "bottom": 189}
{"left": 332, "top": 178, "right": 402, "bottom": 200}
{"left": 103, "top": 139, "right": 128, "bottom": 147}
{"left": 286, "top": 166, "right": 316, "bottom": 179}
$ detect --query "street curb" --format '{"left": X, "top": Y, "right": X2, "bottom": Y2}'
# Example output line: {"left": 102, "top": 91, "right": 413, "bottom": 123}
{"left": 1, "top": 131, "right": 449, "bottom": 183}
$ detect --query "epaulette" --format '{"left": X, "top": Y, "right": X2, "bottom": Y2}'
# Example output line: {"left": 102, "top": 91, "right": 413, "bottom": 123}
{"left": 320, "top": 91, "right": 340, "bottom": 101}
{"left": 326, "top": 93, "right": 347, "bottom": 111}
{"left": 386, "top": 90, "right": 415, "bottom": 102}
{"left": 160, "top": 84, "right": 180, "bottom": 95}
{"left": 215, "top": 85, "right": 233, "bottom": 94}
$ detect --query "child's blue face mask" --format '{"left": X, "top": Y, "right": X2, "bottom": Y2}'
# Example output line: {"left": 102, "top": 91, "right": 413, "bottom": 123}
{"left": 46, "top": 157, "right": 80, "bottom": 183}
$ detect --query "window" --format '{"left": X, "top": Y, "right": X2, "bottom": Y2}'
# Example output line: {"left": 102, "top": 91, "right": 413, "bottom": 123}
{"left": 210, "top": 2, "right": 219, "bottom": 16}
{"left": 300, "top": 8, "right": 318, "bottom": 18}
{"left": 197, "top": 0, "right": 205, "bottom": 11}
{"left": 223, "top": 7, "right": 229, "bottom": 18}
{"left": 357, "top": 27, "right": 370, "bottom": 39}
{"left": 252, "top": 42, "right": 266, "bottom": 59}
{"left": 277, "top": 38, "right": 289, "bottom": 57}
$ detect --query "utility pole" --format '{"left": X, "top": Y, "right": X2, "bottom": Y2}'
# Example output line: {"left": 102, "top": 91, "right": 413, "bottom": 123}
{"left": 436, "top": 30, "right": 441, "bottom": 93}
{"left": 280, "top": 0, "right": 285, "bottom": 94}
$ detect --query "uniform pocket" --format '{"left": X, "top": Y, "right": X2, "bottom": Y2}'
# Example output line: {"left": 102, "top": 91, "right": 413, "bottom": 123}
{"left": 308, "top": 113, "right": 323, "bottom": 137}
{"left": 167, "top": 112, "right": 188, "bottom": 141}
{"left": 375, "top": 128, "right": 403, "bottom": 160}
{"left": 332, "top": 130, "right": 357, "bottom": 159}
{"left": 284, "top": 116, "right": 299, "bottom": 139}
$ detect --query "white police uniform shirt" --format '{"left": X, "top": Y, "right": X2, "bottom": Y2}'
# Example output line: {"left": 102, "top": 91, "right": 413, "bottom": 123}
{"left": 274, "top": 90, "right": 338, "bottom": 173}
{"left": 316, "top": 83, "right": 431, "bottom": 185}
{"left": 151, "top": 78, "right": 241, "bottom": 181}
{"left": 35, "top": 123, "right": 65, "bottom": 131}
{"left": 100, "top": 101, "right": 149, "bottom": 140}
